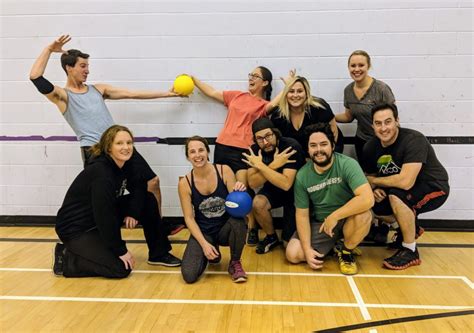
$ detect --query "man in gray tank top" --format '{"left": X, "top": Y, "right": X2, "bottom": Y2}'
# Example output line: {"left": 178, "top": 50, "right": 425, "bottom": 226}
{"left": 30, "top": 35, "right": 186, "bottom": 245}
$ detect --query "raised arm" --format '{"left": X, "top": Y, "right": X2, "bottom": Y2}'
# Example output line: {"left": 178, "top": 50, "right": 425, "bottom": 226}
{"left": 191, "top": 76, "right": 224, "bottom": 103}
{"left": 265, "top": 69, "right": 296, "bottom": 113}
{"left": 29, "top": 35, "right": 70, "bottom": 113}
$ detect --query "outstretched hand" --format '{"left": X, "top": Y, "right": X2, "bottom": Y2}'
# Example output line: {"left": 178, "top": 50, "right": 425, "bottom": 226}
{"left": 280, "top": 69, "right": 297, "bottom": 85}
{"left": 242, "top": 148, "right": 264, "bottom": 169}
{"left": 271, "top": 147, "right": 297, "bottom": 169}
{"left": 48, "top": 35, "right": 71, "bottom": 54}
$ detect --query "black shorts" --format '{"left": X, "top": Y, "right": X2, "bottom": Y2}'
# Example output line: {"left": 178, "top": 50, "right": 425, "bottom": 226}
{"left": 373, "top": 181, "right": 449, "bottom": 217}
{"left": 257, "top": 185, "right": 292, "bottom": 209}
{"left": 214, "top": 143, "right": 248, "bottom": 173}
{"left": 257, "top": 186, "right": 296, "bottom": 242}
{"left": 81, "top": 147, "right": 156, "bottom": 182}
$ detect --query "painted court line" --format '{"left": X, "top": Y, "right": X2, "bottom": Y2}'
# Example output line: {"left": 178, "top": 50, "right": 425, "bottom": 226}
{"left": 347, "top": 276, "right": 371, "bottom": 320}
{"left": 1, "top": 267, "right": 472, "bottom": 289}
{"left": 1, "top": 295, "right": 473, "bottom": 312}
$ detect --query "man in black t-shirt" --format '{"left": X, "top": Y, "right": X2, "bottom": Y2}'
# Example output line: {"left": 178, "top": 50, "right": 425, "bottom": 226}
{"left": 242, "top": 118, "right": 306, "bottom": 254}
{"left": 363, "top": 104, "right": 449, "bottom": 270}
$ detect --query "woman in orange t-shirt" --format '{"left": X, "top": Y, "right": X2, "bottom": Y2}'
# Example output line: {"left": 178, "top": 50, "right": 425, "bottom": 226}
{"left": 192, "top": 67, "right": 294, "bottom": 186}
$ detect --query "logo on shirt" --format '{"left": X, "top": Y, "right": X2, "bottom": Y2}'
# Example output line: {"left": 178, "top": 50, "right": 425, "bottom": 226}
{"left": 377, "top": 155, "right": 401, "bottom": 175}
{"left": 307, "top": 177, "right": 342, "bottom": 193}
{"left": 199, "top": 196, "right": 226, "bottom": 219}
{"left": 116, "top": 179, "right": 128, "bottom": 197}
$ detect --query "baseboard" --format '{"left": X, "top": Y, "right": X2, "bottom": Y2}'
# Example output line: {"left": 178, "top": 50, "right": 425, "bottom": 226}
{"left": 0, "top": 215, "right": 473, "bottom": 232}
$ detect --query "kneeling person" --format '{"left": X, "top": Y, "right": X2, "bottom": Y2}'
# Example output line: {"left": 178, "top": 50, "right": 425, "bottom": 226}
{"left": 178, "top": 136, "right": 248, "bottom": 283}
{"left": 286, "top": 123, "right": 374, "bottom": 275}
{"left": 53, "top": 125, "right": 180, "bottom": 279}
{"left": 243, "top": 118, "right": 306, "bottom": 254}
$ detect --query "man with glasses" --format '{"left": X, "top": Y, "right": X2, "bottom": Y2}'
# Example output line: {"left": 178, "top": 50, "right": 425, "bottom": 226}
{"left": 242, "top": 118, "right": 305, "bottom": 254}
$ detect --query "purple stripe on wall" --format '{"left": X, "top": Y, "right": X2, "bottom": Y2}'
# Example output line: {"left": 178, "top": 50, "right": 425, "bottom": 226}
{"left": 0, "top": 136, "right": 160, "bottom": 143}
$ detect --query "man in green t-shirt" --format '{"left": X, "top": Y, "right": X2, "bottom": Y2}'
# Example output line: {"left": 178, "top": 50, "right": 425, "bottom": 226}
{"left": 286, "top": 123, "right": 374, "bottom": 275}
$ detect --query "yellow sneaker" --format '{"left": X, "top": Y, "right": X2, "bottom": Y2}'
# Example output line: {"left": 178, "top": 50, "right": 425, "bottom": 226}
{"left": 338, "top": 250, "right": 358, "bottom": 275}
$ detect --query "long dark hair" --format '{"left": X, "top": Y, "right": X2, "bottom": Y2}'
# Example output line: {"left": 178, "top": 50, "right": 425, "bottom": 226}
{"left": 258, "top": 66, "right": 273, "bottom": 101}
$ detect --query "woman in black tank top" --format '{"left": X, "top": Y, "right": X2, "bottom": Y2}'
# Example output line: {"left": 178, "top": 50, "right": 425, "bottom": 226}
{"left": 178, "top": 136, "right": 249, "bottom": 284}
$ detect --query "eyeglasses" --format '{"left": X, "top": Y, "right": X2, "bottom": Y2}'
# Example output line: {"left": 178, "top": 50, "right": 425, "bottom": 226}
{"left": 255, "top": 133, "right": 274, "bottom": 144}
{"left": 248, "top": 73, "right": 263, "bottom": 80}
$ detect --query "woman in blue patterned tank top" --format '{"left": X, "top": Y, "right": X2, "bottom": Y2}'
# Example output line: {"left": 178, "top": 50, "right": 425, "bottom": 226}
{"left": 178, "top": 136, "right": 249, "bottom": 283}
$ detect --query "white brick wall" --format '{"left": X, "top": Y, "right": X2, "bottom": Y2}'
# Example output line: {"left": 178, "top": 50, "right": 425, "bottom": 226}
{"left": 1, "top": 1, "right": 473, "bottom": 220}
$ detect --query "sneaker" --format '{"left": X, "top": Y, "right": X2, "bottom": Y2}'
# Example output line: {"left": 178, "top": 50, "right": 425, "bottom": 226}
{"left": 256, "top": 234, "right": 280, "bottom": 254}
{"left": 168, "top": 223, "right": 186, "bottom": 236}
{"left": 209, "top": 246, "right": 221, "bottom": 264}
{"left": 247, "top": 228, "right": 259, "bottom": 247}
{"left": 148, "top": 253, "right": 182, "bottom": 267}
{"left": 374, "top": 223, "right": 390, "bottom": 244}
{"left": 388, "top": 225, "right": 425, "bottom": 249}
{"left": 383, "top": 247, "right": 421, "bottom": 270}
{"left": 338, "top": 250, "right": 358, "bottom": 275}
{"left": 52, "top": 243, "right": 65, "bottom": 276}
{"left": 228, "top": 260, "right": 247, "bottom": 283}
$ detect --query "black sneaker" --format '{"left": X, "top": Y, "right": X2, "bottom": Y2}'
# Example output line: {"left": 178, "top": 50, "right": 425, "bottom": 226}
{"left": 256, "top": 234, "right": 280, "bottom": 254}
{"left": 52, "top": 243, "right": 65, "bottom": 276}
{"left": 374, "top": 223, "right": 390, "bottom": 244}
{"left": 388, "top": 225, "right": 425, "bottom": 249}
{"left": 148, "top": 253, "right": 182, "bottom": 267}
{"left": 247, "top": 228, "right": 259, "bottom": 247}
{"left": 383, "top": 247, "right": 421, "bottom": 270}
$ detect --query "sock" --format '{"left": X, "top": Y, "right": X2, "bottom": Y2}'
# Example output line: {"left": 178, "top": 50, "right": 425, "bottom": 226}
{"left": 342, "top": 244, "right": 353, "bottom": 254}
{"left": 402, "top": 241, "right": 416, "bottom": 252}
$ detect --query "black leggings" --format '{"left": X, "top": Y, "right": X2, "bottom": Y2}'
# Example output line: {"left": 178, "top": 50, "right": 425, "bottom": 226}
{"left": 61, "top": 193, "right": 171, "bottom": 278}
{"left": 62, "top": 229, "right": 131, "bottom": 279}
{"left": 181, "top": 217, "right": 247, "bottom": 284}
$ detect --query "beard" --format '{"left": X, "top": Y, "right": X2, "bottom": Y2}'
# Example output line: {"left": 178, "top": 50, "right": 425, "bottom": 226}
{"left": 311, "top": 151, "right": 333, "bottom": 167}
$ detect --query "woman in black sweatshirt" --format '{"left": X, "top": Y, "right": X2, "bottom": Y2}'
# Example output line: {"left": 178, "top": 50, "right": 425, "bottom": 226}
{"left": 53, "top": 125, "right": 180, "bottom": 278}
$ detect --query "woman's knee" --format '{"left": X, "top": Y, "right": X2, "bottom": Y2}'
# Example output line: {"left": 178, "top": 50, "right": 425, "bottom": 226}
{"left": 181, "top": 265, "right": 200, "bottom": 284}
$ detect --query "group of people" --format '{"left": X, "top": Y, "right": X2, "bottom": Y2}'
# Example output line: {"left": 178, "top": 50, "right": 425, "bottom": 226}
{"left": 30, "top": 35, "right": 449, "bottom": 283}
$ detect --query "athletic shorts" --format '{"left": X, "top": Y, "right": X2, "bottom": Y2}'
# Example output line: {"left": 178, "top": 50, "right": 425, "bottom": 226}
{"left": 373, "top": 181, "right": 449, "bottom": 217}
{"left": 291, "top": 220, "right": 346, "bottom": 256}
{"left": 257, "top": 186, "right": 296, "bottom": 242}
{"left": 214, "top": 143, "right": 248, "bottom": 173}
{"left": 81, "top": 146, "right": 156, "bottom": 182}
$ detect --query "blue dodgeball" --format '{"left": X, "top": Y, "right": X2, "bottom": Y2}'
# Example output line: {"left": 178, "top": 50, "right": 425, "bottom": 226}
{"left": 225, "top": 191, "right": 252, "bottom": 218}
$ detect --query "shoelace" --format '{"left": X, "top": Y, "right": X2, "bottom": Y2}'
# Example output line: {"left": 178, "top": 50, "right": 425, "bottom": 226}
{"left": 232, "top": 261, "right": 245, "bottom": 274}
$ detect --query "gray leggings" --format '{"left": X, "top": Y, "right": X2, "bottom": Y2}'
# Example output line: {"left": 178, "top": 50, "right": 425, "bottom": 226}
{"left": 181, "top": 217, "right": 246, "bottom": 284}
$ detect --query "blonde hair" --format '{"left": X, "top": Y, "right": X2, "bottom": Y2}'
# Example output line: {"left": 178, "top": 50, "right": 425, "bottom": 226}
{"left": 348, "top": 50, "right": 372, "bottom": 69}
{"left": 278, "top": 76, "right": 325, "bottom": 122}
{"left": 89, "top": 125, "right": 134, "bottom": 157}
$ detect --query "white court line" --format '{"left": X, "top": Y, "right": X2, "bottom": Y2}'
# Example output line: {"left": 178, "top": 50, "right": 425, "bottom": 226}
{"left": 347, "top": 276, "right": 371, "bottom": 320}
{"left": 1, "top": 267, "right": 472, "bottom": 289}
{"left": 1, "top": 295, "right": 473, "bottom": 312}
{"left": 369, "top": 330, "right": 378, "bottom": 333}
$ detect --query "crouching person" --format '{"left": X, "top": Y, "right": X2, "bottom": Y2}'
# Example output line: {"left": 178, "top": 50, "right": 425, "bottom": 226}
{"left": 178, "top": 136, "right": 248, "bottom": 283}
{"left": 53, "top": 125, "right": 180, "bottom": 278}
{"left": 285, "top": 123, "right": 374, "bottom": 275}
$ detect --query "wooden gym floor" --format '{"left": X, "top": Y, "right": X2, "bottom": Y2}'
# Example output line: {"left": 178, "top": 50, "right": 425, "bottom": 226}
{"left": 1, "top": 226, "right": 473, "bottom": 332}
